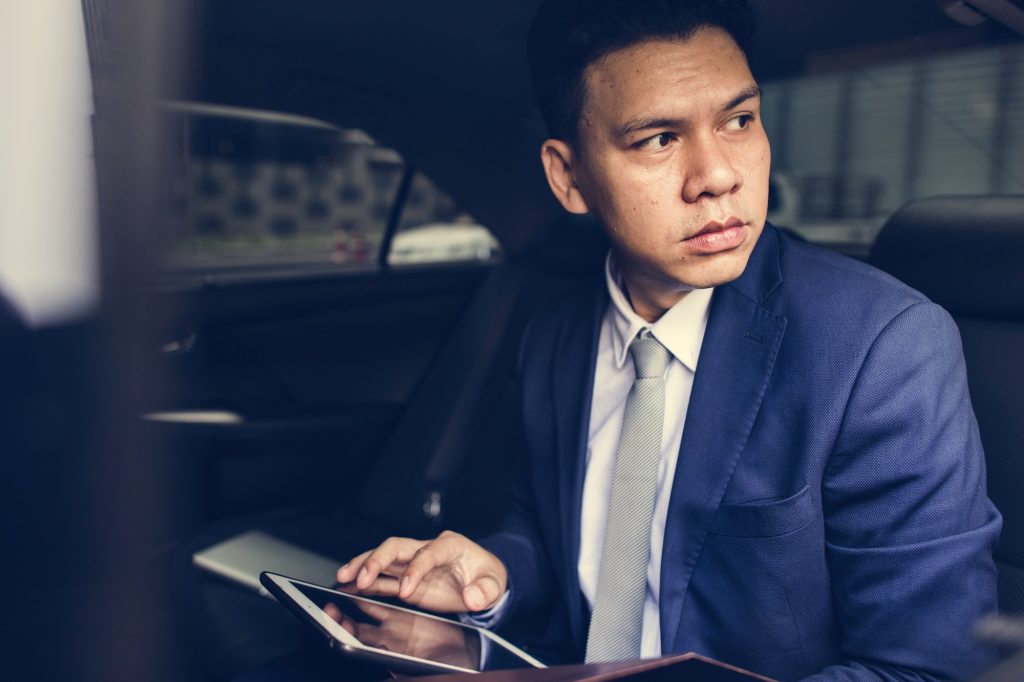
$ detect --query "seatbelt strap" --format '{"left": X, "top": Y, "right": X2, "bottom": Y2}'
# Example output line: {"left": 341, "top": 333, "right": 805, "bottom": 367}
{"left": 352, "top": 264, "right": 523, "bottom": 532}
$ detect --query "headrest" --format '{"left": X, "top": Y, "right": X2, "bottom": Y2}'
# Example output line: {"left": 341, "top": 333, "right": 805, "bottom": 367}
{"left": 528, "top": 213, "right": 609, "bottom": 277}
{"left": 869, "top": 196, "right": 1024, "bottom": 318}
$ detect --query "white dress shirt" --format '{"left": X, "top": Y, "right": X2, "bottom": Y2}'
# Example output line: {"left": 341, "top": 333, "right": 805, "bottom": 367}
{"left": 578, "top": 253, "right": 713, "bottom": 658}
{"left": 470, "top": 254, "right": 712, "bottom": 659}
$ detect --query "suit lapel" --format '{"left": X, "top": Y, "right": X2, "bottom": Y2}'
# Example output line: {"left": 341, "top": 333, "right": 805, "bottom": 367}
{"left": 552, "top": 280, "right": 607, "bottom": 650}
{"left": 659, "top": 226, "right": 788, "bottom": 651}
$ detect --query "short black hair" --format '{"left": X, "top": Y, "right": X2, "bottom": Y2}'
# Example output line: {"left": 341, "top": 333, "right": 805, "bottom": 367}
{"left": 527, "top": 0, "right": 756, "bottom": 145}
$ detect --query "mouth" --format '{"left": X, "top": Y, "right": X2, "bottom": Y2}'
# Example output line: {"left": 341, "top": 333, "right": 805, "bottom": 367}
{"left": 681, "top": 217, "right": 748, "bottom": 254}
{"left": 687, "top": 216, "right": 745, "bottom": 240}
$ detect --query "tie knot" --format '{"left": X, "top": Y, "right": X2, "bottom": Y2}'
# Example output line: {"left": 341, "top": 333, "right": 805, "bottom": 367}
{"left": 629, "top": 335, "right": 671, "bottom": 378}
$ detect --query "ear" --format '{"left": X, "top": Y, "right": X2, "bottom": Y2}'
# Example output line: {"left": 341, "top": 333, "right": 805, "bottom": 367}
{"left": 540, "top": 139, "right": 590, "bottom": 215}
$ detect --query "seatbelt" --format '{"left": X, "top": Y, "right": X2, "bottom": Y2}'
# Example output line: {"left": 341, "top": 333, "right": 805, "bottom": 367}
{"left": 350, "top": 264, "right": 524, "bottom": 534}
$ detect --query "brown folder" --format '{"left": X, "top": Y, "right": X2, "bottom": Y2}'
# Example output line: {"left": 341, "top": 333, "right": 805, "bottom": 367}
{"left": 407, "top": 652, "right": 776, "bottom": 681}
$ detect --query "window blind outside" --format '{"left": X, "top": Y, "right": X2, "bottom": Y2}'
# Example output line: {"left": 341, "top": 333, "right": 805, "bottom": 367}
{"left": 762, "top": 43, "right": 1024, "bottom": 229}
{"left": 782, "top": 75, "right": 842, "bottom": 177}
{"left": 846, "top": 63, "right": 914, "bottom": 215}
{"left": 994, "top": 46, "right": 1024, "bottom": 195}
{"left": 916, "top": 49, "right": 1002, "bottom": 198}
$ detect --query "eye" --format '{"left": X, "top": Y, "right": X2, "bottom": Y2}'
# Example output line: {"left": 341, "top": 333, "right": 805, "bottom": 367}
{"left": 724, "top": 114, "right": 754, "bottom": 131}
{"left": 636, "top": 132, "right": 675, "bottom": 151}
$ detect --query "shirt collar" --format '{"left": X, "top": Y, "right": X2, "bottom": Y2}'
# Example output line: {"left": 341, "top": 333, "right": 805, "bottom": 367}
{"left": 604, "top": 251, "right": 713, "bottom": 373}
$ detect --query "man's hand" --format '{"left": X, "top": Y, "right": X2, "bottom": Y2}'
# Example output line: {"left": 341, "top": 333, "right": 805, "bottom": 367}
{"left": 336, "top": 531, "right": 507, "bottom": 613}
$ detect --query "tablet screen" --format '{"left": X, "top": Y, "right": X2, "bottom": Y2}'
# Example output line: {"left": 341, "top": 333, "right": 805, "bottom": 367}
{"left": 291, "top": 581, "right": 539, "bottom": 672}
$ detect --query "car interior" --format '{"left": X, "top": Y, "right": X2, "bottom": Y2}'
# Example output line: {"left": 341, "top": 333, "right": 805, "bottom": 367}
{"left": 3, "top": 1, "right": 1023, "bottom": 680}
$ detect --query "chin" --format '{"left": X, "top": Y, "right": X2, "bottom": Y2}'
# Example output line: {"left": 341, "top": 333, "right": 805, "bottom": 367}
{"left": 676, "top": 257, "right": 749, "bottom": 289}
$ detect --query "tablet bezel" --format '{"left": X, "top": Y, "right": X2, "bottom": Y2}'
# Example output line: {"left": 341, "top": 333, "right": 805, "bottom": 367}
{"left": 260, "top": 571, "right": 546, "bottom": 675}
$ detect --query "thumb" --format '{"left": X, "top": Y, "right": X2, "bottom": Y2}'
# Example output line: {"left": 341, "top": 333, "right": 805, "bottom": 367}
{"left": 462, "top": 575, "right": 502, "bottom": 612}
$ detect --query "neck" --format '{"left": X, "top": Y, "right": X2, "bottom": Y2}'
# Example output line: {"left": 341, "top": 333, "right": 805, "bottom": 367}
{"left": 619, "top": 270, "right": 690, "bottom": 324}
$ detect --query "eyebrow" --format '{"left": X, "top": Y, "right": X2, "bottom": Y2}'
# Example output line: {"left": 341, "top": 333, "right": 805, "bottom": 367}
{"left": 721, "top": 84, "right": 762, "bottom": 113}
{"left": 613, "top": 84, "right": 762, "bottom": 140}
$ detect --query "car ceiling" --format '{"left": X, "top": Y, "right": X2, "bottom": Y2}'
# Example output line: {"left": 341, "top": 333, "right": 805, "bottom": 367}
{"left": 171, "top": 0, "right": 1020, "bottom": 256}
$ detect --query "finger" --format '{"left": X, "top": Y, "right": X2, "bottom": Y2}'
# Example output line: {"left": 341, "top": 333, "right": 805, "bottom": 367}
{"left": 399, "top": 535, "right": 464, "bottom": 599}
{"left": 338, "top": 538, "right": 422, "bottom": 584}
{"left": 354, "top": 574, "right": 401, "bottom": 598}
{"left": 355, "top": 560, "right": 412, "bottom": 583}
{"left": 463, "top": 574, "right": 503, "bottom": 612}
{"left": 339, "top": 562, "right": 411, "bottom": 587}
{"left": 357, "top": 538, "right": 428, "bottom": 590}
{"left": 337, "top": 549, "right": 373, "bottom": 584}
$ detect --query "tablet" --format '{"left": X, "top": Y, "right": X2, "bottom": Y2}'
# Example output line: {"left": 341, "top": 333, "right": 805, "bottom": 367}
{"left": 260, "top": 572, "right": 546, "bottom": 675}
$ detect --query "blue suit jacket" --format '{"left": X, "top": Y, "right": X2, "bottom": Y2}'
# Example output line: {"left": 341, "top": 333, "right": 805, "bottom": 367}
{"left": 482, "top": 225, "right": 1001, "bottom": 681}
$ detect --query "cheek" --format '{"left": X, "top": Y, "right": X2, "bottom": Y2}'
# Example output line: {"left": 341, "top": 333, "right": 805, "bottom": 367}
{"left": 740, "top": 142, "right": 771, "bottom": 202}
{"left": 616, "top": 171, "right": 682, "bottom": 217}
{"left": 589, "top": 172, "right": 661, "bottom": 225}
{"left": 579, "top": 158, "right": 685, "bottom": 247}
{"left": 755, "top": 135, "right": 772, "bottom": 178}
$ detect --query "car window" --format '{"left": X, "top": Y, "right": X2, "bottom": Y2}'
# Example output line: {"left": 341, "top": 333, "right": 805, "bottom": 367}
{"left": 388, "top": 173, "right": 500, "bottom": 266}
{"left": 157, "top": 104, "right": 499, "bottom": 282}
{"left": 761, "top": 42, "right": 1024, "bottom": 255}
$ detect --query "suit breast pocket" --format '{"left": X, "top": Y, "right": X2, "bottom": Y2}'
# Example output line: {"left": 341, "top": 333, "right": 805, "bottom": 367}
{"left": 708, "top": 485, "right": 816, "bottom": 538}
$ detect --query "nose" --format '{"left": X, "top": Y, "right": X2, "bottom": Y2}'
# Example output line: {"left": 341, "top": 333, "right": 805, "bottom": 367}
{"left": 681, "top": 134, "right": 742, "bottom": 203}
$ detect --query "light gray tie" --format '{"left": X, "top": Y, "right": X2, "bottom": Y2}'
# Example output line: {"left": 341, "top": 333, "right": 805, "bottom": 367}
{"left": 585, "top": 334, "right": 672, "bottom": 663}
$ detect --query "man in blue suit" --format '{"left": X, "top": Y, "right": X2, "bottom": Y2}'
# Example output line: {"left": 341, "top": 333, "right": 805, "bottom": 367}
{"left": 339, "top": 1, "right": 1001, "bottom": 678}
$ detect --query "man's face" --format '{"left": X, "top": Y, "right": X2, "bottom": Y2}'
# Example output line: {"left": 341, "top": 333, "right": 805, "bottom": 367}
{"left": 547, "top": 28, "right": 770, "bottom": 316}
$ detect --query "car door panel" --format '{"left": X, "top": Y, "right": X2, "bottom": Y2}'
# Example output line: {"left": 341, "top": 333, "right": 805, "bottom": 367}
{"left": 148, "top": 264, "right": 491, "bottom": 525}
